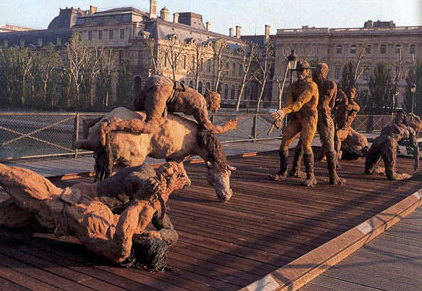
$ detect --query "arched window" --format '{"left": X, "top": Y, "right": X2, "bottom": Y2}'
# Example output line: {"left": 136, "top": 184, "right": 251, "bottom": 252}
{"left": 224, "top": 84, "right": 229, "bottom": 99}
{"left": 217, "top": 83, "right": 222, "bottom": 93}
{"left": 206, "top": 82, "right": 211, "bottom": 90}
{"left": 410, "top": 44, "right": 416, "bottom": 55}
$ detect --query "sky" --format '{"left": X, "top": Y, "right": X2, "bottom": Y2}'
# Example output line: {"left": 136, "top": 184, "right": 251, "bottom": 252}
{"left": 0, "top": 0, "right": 421, "bottom": 35}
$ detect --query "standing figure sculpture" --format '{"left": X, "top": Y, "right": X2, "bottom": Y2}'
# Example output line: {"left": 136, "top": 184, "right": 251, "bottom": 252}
{"left": 270, "top": 61, "right": 319, "bottom": 187}
{"left": 365, "top": 111, "right": 421, "bottom": 180}
{"left": 133, "top": 74, "right": 241, "bottom": 135}
{"left": 0, "top": 162, "right": 189, "bottom": 271}
{"left": 288, "top": 63, "right": 345, "bottom": 185}
{"left": 334, "top": 87, "right": 368, "bottom": 160}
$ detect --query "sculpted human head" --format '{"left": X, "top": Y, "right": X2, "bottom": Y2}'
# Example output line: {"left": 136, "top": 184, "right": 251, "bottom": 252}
{"left": 313, "top": 63, "right": 329, "bottom": 79}
{"left": 346, "top": 87, "right": 356, "bottom": 100}
{"left": 205, "top": 89, "right": 221, "bottom": 113}
{"left": 296, "top": 60, "right": 312, "bottom": 80}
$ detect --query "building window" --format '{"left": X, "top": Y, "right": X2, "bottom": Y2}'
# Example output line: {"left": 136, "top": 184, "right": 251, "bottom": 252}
{"left": 335, "top": 66, "right": 341, "bottom": 80}
{"left": 206, "top": 82, "right": 211, "bottom": 90}
{"left": 224, "top": 84, "right": 229, "bottom": 98}
{"left": 363, "top": 67, "right": 370, "bottom": 81}
{"left": 109, "top": 30, "right": 114, "bottom": 40}
{"left": 88, "top": 31, "right": 92, "bottom": 41}
{"left": 231, "top": 85, "right": 235, "bottom": 100}
{"left": 120, "top": 29, "right": 125, "bottom": 39}
{"left": 350, "top": 45, "right": 357, "bottom": 54}
{"left": 239, "top": 64, "right": 242, "bottom": 76}
{"left": 336, "top": 45, "right": 342, "bottom": 54}
{"left": 99, "top": 30, "right": 103, "bottom": 40}
{"left": 232, "top": 63, "right": 236, "bottom": 76}
{"left": 198, "top": 81, "right": 203, "bottom": 94}
{"left": 380, "top": 45, "right": 387, "bottom": 54}
{"left": 207, "top": 60, "right": 211, "bottom": 73}
{"left": 138, "top": 50, "right": 143, "bottom": 65}
{"left": 366, "top": 45, "right": 372, "bottom": 54}
{"left": 395, "top": 45, "right": 401, "bottom": 54}
{"left": 410, "top": 44, "right": 416, "bottom": 55}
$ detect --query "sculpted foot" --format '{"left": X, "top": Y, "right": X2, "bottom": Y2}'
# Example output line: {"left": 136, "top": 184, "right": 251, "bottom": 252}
{"left": 330, "top": 176, "right": 346, "bottom": 186}
{"left": 270, "top": 173, "right": 287, "bottom": 181}
{"left": 288, "top": 169, "right": 306, "bottom": 178}
{"left": 303, "top": 177, "right": 317, "bottom": 187}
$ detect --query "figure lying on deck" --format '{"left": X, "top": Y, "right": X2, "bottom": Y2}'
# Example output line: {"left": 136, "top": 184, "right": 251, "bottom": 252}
{"left": 0, "top": 162, "right": 188, "bottom": 271}
{"left": 334, "top": 87, "right": 368, "bottom": 160}
{"left": 75, "top": 107, "right": 235, "bottom": 202}
{"left": 365, "top": 110, "right": 422, "bottom": 180}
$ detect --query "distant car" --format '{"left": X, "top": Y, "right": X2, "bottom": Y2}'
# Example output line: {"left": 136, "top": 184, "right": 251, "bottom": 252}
{"left": 397, "top": 137, "right": 422, "bottom": 158}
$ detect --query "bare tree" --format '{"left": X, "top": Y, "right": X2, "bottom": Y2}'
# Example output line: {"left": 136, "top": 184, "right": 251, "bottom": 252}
{"left": 252, "top": 41, "right": 274, "bottom": 112}
{"left": 235, "top": 41, "right": 259, "bottom": 111}
{"left": 38, "top": 44, "right": 61, "bottom": 108}
{"left": 162, "top": 34, "right": 186, "bottom": 81}
{"left": 63, "top": 33, "right": 91, "bottom": 110}
{"left": 391, "top": 48, "right": 403, "bottom": 111}
{"left": 212, "top": 39, "right": 231, "bottom": 92}
{"left": 188, "top": 39, "right": 209, "bottom": 90}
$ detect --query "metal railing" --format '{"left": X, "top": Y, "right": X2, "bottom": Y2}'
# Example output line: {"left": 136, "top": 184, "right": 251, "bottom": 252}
{"left": 0, "top": 111, "right": 391, "bottom": 162}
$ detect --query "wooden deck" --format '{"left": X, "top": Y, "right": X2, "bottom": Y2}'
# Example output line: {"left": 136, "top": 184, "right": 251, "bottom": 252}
{"left": 1, "top": 151, "right": 422, "bottom": 291}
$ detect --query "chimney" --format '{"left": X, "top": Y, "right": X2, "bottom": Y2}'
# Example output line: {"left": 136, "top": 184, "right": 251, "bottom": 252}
{"left": 265, "top": 24, "right": 270, "bottom": 42}
{"left": 160, "top": 7, "right": 170, "bottom": 21}
{"left": 150, "top": 0, "right": 157, "bottom": 19}
{"left": 229, "top": 27, "right": 233, "bottom": 37}
{"left": 236, "top": 25, "right": 241, "bottom": 38}
{"left": 90, "top": 5, "right": 97, "bottom": 14}
{"left": 206, "top": 21, "right": 211, "bottom": 31}
{"left": 173, "top": 13, "right": 179, "bottom": 23}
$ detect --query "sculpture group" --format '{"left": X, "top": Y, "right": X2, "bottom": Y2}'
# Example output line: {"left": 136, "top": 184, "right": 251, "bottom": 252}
{"left": 1, "top": 67, "right": 421, "bottom": 271}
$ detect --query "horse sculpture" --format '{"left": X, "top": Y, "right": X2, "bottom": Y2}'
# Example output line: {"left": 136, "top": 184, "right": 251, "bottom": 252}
{"left": 74, "top": 107, "right": 234, "bottom": 202}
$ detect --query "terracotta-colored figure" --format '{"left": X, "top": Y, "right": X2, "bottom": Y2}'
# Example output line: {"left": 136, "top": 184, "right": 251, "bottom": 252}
{"left": 74, "top": 107, "right": 234, "bottom": 202}
{"left": 289, "top": 63, "right": 344, "bottom": 185}
{"left": 133, "top": 75, "right": 240, "bottom": 134}
{"left": 334, "top": 88, "right": 368, "bottom": 160}
{"left": 365, "top": 111, "right": 420, "bottom": 180}
{"left": 270, "top": 61, "right": 319, "bottom": 187}
{"left": 0, "top": 162, "right": 188, "bottom": 271}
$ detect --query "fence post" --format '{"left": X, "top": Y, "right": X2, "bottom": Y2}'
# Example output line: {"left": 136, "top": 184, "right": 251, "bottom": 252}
{"left": 251, "top": 114, "right": 258, "bottom": 143}
{"left": 73, "top": 113, "right": 80, "bottom": 158}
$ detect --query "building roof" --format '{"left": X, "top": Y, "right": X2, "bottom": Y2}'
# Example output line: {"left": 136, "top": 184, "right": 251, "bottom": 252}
{"left": 0, "top": 25, "right": 34, "bottom": 33}
{"left": 48, "top": 7, "right": 87, "bottom": 29}
{"left": 0, "top": 28, "right": 72, "bottom": 47}
{"left": 74, "top": 7, "right": 148, "bottom": 27}
{"left": 145, "top": 18, "right": 244, "bottom": 48}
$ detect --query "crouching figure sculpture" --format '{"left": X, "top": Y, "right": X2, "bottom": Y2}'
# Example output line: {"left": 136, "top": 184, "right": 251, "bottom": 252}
{"left": 365, "top": 111, "right": 422, "bottom": 180}
{"left": 0, "top": 162, "right": 188, "bottom": 271}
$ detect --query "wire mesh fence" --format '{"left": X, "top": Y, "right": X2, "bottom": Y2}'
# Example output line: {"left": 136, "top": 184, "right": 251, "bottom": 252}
{"left": 0, "top": 111, "right": 389, "bottom": 161}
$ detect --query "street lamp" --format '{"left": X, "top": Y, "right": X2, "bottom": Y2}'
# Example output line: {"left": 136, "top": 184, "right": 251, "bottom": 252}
{"left": 287, "top": 50, "right": 298, "bottom": 84}
{"left": 411, "top": 84, "right": 417, "bottom": 113}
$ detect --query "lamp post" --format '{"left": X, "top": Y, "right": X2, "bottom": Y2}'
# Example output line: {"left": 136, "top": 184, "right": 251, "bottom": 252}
{"left": 411, "top": 84, "right": 417, "bottom": 113}
{"left": 287, "top": 50, "right": 298, "bottom": 85}
{"left": 277, "top": 50, "right": 298, "bottom": 110}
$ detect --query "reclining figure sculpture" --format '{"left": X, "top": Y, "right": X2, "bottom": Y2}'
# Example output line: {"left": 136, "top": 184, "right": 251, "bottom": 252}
{"left": 0, "top": 162, "right": 188, "bottom": 271}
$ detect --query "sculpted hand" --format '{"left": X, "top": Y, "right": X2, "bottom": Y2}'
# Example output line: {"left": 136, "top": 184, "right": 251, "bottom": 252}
{"left": 227, "top": 117, "right": 244, "bottom": 130}
{"left": 268, "top": 109, "right": 285, "bottom": 135}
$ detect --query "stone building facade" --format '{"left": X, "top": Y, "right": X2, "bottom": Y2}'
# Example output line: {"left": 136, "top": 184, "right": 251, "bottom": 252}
{"left": 274, "top": 21, "right": 422, "bottom": 104}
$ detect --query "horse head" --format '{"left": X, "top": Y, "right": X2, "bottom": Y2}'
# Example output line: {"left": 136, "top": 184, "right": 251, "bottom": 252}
{"left": 206, "top": 161, "right": 234, "bottom": 202}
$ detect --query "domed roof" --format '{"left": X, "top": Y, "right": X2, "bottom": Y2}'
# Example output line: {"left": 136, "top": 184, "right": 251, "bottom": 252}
{"left": 48, "top": 8, "right": 85, "bottom": 30}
